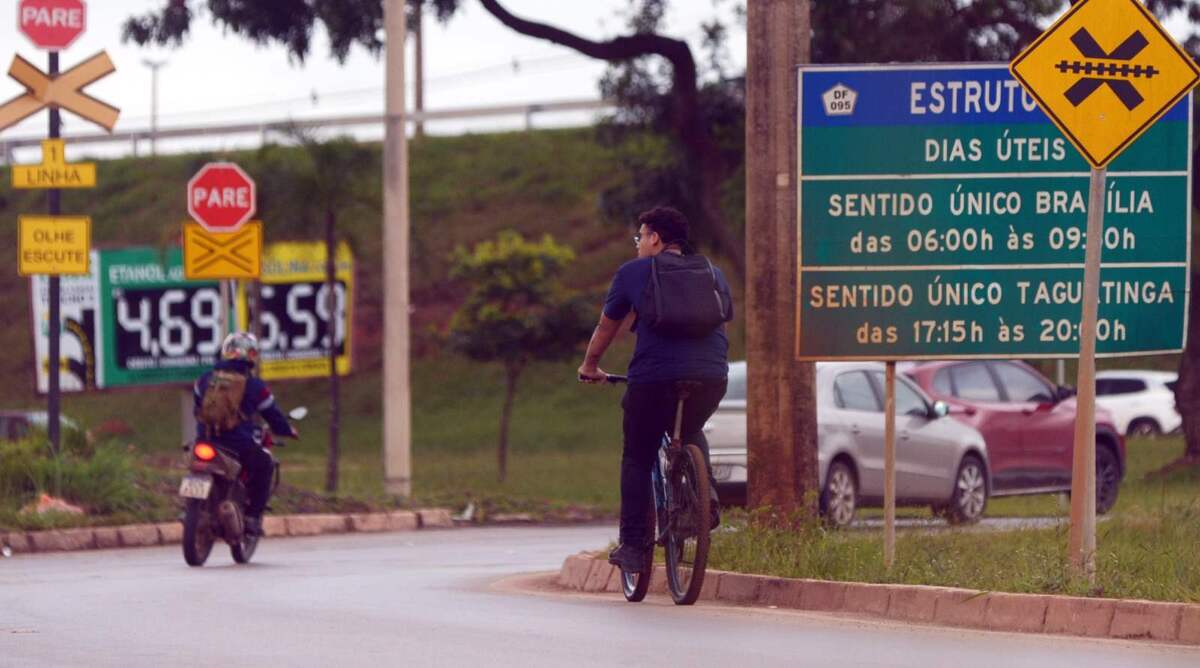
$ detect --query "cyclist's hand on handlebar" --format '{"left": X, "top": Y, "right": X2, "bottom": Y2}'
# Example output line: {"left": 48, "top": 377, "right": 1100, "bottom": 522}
{"left": 577, "top": 363, "right": 609, "bottom": 384}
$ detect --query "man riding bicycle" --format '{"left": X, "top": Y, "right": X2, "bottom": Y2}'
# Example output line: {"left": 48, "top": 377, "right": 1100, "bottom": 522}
{"left": 578, "top": 206, "right": 733, "bottom": 573}
{"left": 193, "top": 332, "right": 297, "bottom": 538}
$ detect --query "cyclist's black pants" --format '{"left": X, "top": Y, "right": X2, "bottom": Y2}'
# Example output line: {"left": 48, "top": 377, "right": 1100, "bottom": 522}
{"left": 619, "top": 378, "right": 727, "bottom": 546}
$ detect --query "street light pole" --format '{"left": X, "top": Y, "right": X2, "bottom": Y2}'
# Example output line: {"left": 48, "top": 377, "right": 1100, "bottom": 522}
{"left": 383, "top": 0, "right": 413, "bottom": 498}
{"left": 141, "top": 59, "right": 167, "bottom": 156}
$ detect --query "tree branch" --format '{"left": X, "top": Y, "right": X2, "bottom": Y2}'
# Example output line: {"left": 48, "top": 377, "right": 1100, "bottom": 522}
{"left": 477, "top": 0, "right": 697, "bottom": 90}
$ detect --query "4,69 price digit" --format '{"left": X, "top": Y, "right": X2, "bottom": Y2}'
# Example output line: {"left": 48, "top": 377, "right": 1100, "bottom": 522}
{"left": 114, "top": 287, "right": 223, "bottom": 363}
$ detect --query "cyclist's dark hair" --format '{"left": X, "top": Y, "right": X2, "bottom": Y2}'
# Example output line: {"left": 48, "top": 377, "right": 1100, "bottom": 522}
{"left": 638, "top": 206, "right": 691, "bottom": 252}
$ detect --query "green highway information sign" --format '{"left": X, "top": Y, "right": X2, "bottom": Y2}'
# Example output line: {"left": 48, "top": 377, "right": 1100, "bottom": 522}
{"left": 797, "top": 64, "right": 1191, "bottom": 360}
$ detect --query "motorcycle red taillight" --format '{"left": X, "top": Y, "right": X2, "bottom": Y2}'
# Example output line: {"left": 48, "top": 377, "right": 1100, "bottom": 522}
{"left": 194, "top": 443, "right": 217, "bottom": 461}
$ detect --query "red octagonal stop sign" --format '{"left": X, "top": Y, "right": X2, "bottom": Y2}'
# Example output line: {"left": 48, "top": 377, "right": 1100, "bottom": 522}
{"left": 188, "top": 163, "right": 257, "bottom": 233}
{"left": 19, "top": 0, "right": 86, "bottom": 51}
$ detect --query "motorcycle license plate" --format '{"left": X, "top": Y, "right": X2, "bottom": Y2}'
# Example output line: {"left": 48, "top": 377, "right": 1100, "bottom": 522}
{"left": 178, "top": 474, "right": 213, "bottom": 499}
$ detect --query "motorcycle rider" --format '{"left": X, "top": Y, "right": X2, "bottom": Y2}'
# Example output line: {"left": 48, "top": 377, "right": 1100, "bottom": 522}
{"left": 193, "top": 332, "right": 297, "bottom": 537}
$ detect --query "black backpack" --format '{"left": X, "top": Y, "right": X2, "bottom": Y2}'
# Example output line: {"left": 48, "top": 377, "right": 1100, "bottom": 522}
{"left": 637, "top": 253, "right": 733, "bottom": 338}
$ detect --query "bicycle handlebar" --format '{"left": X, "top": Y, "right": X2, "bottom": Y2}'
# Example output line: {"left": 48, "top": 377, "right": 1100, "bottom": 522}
{"left": 579, "top": 373, "right": 627, "bottom": 384}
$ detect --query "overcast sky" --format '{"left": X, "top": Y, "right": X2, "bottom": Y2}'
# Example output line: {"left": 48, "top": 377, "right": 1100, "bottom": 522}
{"left": 0, "top": 0, "right": 747, "bottom": 159}
{"left": 1, "top": 1, "right": 1196, "bottom": 162}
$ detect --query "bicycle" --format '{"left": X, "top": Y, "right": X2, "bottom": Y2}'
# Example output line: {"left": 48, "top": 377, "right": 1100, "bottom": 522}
{"left": 584, "top": 373, "right": 712, "bottom": 606}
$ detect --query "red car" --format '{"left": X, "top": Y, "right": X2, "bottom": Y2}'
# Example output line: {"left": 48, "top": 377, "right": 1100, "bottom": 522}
{"left": 904, "top": 360, "right": 1125, "bottom": 514}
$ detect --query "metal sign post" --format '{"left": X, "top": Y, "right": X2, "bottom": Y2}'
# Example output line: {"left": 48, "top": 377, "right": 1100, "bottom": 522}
{"left": 883, "top": 361, "right": 897, "bottom": 568}
{"left": 1068, "top": 167, "right": 1106, "bottom": 576}
{"left": 46, "top": 51, "right": 60, "bottom": 454}
{"left": 1010, "top": 0, "right": 1200, "bottom": 580}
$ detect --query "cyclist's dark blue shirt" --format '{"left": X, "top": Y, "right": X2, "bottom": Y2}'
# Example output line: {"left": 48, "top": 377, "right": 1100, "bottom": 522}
{"left": 603, "top": 255, "right": 731, "bottom": 384}
{"left": 193, "top": 360, "right": 292, "bottom": 448}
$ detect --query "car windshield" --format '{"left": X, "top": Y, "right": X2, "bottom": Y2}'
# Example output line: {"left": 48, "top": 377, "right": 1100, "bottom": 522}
{"left": 835, "top": 371, "right": 879, "bottom": 412}
{"left": 992, "top": 362, "right": 1054, "bottom": 403}
{"left": 949, "top": 363, "right": 999, "bottom": 401}
{"left": 870, "top": 371, "right": 927, "bottom": 416}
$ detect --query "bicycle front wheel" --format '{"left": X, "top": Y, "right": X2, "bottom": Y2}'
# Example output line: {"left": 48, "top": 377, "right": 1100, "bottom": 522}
{"left": 665, "top": 443, "right": 711, "bottom": 605}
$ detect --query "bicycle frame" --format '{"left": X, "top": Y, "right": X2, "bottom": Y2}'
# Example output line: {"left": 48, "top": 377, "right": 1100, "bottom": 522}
{"left": 649, "top": 394, "right": 689, "bottom": 545}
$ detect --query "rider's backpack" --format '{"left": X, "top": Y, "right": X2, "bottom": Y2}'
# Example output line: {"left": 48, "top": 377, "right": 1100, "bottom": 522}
{"left": 198, "top": 369, "right": 248, "bottom": 436}
{"left": 638, "top": 253, "right": 733, "bottom": 338}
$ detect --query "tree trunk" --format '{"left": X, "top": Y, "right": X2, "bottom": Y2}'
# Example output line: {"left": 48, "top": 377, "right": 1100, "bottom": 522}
{"left": 324, "top": 208, "right": 342, "bottom": 494}
{"left": 497, "top": 362, "right": 522, "bottom": 482}
{"left": 745, "top": 0, "right": 818, "bottom": 521}
{"left": 1175, "top": 271, "right": 1200, "bottom": 460}
{"left": 478, "top": 0, "right": 745, "bottom": 276}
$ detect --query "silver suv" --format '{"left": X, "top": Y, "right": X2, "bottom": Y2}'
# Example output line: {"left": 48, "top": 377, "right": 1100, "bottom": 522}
{"left": 707, "top": 361, "right": 991, "bottom": 526}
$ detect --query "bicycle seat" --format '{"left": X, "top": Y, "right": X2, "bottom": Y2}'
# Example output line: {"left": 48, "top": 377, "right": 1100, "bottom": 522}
{"left": 673, "top": 380, "right": 705, "bottom": 398}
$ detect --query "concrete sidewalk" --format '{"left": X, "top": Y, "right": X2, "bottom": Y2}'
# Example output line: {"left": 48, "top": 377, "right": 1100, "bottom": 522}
{"left": 0, "top": 508, "right": 454, "bottom": 556}
{"left": 558, "top": 552, "right": 1200, "bottom": 646}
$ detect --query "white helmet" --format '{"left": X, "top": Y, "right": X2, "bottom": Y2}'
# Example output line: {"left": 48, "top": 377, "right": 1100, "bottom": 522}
{"left": 220, "top": 332, "right": 260, "bottom": 364}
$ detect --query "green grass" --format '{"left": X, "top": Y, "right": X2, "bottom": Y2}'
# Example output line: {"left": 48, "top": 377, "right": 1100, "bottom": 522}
{"left": 707, "top": 438, "right": 1200, "bottom": 603}
{"left": 857, "top": 434, "right": 1190, "bottom": 520}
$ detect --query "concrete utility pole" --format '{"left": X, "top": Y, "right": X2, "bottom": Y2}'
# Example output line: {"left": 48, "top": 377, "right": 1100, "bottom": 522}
{"left": 745, "top": 0, "right": 818, "bottom": 515}
{"left": 141, "top": 59, "right": 167, "bottom": 156}
{"left": 383, "top": 0, "right": 413, "bottom": 498}
{"left": 413, "top": 0, "right": 425, "bottom": 139}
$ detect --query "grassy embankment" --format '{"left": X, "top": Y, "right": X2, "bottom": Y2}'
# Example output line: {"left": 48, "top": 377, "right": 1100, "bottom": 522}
{"left": 0, "top": 124, "right": 1188, "bottom": 539}
{"left": 0, "top": 127, "right": 746, "bottom": 527}
{"left": 709, "top": 436, "right": 1200, "bottom": 602}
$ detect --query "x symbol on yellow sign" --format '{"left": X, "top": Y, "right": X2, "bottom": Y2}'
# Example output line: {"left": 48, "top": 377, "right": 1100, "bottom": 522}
{"left": 0, "top": 52, "right": 121, "bottom": 133}
{"left": 183, "top": 222, "right": 263, "bottom": 280}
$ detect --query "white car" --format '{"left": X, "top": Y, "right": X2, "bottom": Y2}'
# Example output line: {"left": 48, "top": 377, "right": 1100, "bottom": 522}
{"left": 1095, "top": 370, "right": 1181, "bottom": 437}
{"left": 707, "top": 361, "right": 992, "bottom": 526}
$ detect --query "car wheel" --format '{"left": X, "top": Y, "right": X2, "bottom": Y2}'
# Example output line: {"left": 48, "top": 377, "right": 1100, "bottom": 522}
{"left": 1127, "top": 418, "right": 1161, "bottom": 438}
{"left": 945, "top": 455, "right": 987, "bottom": 525}
{"left": 1096, "top": 445, "right": 1121, "bottom": 515}
{"left": 821, "top": 461, "right": 857, "bottom": 528}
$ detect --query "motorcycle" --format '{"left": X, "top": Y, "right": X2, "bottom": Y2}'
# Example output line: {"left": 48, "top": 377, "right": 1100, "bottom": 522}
{"left": 178, "top": 407, "right": 307, "bottom": 567}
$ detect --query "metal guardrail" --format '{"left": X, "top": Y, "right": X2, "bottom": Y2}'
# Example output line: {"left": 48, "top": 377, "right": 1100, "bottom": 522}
{"left": 0, "top": 98, "right": 614, "bottom": 164}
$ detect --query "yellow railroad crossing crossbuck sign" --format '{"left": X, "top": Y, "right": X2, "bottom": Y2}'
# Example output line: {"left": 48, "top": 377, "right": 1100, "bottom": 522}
{"left": 0, "top": 51, "right": 120, "bottom": 133}
{"left": 11, "top": 139, "right": 95, "bottom": 189}
{"left": 183, "top": 222, "right": 263, "bottom": 280}
{"left": 1010, "top": 0, "right": 1200, "bottom": 168}
{"left": 18, "top": 216, "right": 90, "bottom": 276}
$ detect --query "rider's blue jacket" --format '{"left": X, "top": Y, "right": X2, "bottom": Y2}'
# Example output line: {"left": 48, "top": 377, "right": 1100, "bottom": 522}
{"left": 193, "top": 360, "right": 293, "bottom": 448}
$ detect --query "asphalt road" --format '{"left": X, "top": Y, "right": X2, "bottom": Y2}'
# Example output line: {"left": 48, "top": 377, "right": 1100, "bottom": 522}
{"left": 1, "top": 525, "right": 1196, "bottom": 667}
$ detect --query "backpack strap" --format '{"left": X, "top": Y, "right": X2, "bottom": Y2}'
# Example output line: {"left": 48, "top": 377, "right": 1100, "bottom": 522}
{"left": 650, "top": 255, "right": 665, "bottom": 326}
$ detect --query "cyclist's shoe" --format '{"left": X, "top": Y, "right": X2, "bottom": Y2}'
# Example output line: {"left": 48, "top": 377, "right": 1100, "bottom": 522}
{"left": 608, "top": 543, "right": 648, "bottom": 572}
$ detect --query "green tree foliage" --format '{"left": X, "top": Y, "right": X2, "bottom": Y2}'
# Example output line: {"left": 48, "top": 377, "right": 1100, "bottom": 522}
{"left": 256, "top": 133, "right": 378, "bottom": 495}
{"left": 122, "top": 0, "right": 462, "bottom": 63}
{"left": 447, "top": 232, "right": 594, "bottom": 481}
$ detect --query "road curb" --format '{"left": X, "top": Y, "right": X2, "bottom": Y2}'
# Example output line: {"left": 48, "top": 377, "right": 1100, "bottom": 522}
{"left": 0, "top": 509, "right": 451, "bottom": 556}
{"left": 557, "top": 553, "right": 1200, "bottom": 646}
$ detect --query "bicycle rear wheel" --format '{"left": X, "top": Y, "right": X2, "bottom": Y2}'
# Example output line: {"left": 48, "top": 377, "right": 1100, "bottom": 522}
{"left": 665, "top": 443, "right": 711, "bottom": 605}
{"left": 621, "top": 502, "right": 656, "bottom": 602}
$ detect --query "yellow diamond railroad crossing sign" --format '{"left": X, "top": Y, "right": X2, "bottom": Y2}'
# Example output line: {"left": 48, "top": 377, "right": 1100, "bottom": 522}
{"left": 183, "top": 221, "right": 263, "bottom": 280}
{"left": 1010, "top": 0, "right": 1200, "bottom": 168}
{"left": 11, "top": 139, "right": 95, "bottom": 189}
{"left": 18, "top": 215, "right": 90, "bottom": 276}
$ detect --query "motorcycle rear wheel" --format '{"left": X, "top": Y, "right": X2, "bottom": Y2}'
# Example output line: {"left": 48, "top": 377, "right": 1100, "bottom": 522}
{"left": 182, "top": 499, "right": 215, "bottom": 567}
